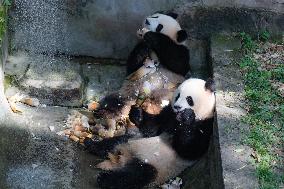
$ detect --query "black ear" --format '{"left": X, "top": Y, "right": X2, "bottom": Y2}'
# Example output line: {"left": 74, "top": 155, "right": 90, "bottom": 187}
{"left": 205, "top": 78, "right": 215, "bottom": 92}
{"left": 166, "top": 12, "right": 178, "bottom": 19}
{"left": 177, "top": 30, "right": 188, "bottom": 43}
{"left": 156, "top": 24, "right": 163, "bottom": 32}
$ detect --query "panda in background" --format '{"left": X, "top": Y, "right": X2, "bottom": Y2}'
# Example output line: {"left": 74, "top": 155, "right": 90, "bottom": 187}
{"left": 127, "top": 12, "right": 190, "bottom": 77}
{"left": 91, "top": 12, "right": 190, "bottom": 138}
{"left": 84, "top": 78, "right": 216, "bottom": 189}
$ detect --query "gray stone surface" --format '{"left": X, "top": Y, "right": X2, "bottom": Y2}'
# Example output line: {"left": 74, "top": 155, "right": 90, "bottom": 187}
{"left": 5, "top": 53, "right": 128, "bottom": 107}
{"left": 9, "top": 1, "right": 284, "bottom": 59}
{"left": 176, "top": 6, "right": 284, "bottom": 40}
{"left": 0, "top": 104, "right": 100, "bottom": 189}
{"left": 5, "top": 51, "right": 30, "bottom": 77}
{"left": 9, "top": 0, "right": 180, "bottom": 59}
{"left": 5, "top": 53, "right": 84, "bottom": 107}
{"left": 188, "top": 39, "right": 211, "bottom": 79}
{"left": 211, "top": 34, "right": 259, "bottom": 189}
{"left": 211, "top": 35, "right": 241, "bottom": 66}
{"left": 195, "top": 0, "right": 284, "bottom": 13}
{"left": 82, "top": 62, "right": 126, "bottom": 103}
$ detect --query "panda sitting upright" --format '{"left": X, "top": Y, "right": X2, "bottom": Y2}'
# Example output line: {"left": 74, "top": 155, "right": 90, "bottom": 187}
{"left": 84, "top": 78, "right": 216, "bottom": 189}
{"left": 91, "top": 12, "right": 190, "bottom": 138}
{"left": 127, "top": 12, "right": 190, "bottom": 78}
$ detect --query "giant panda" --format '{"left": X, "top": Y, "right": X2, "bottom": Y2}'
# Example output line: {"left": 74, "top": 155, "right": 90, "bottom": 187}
{"left": 84, "top": 78, "right": 216, "bottom": 189}
{"left": 91, "top": 12, "right": 190, "bottom": 138}
{"left": 127, "top": 12, "right": 190, "bottom": 77}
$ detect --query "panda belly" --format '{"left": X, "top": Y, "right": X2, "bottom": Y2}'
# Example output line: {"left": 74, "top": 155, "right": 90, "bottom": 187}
{"left": 94, "top": 67, "right": 184, "bottom": 139}
{"left": 120, "top": 134, "right": 194, "bottom": 185}
{"left": 120, "top": 66, "right": 184, "bottom": 100}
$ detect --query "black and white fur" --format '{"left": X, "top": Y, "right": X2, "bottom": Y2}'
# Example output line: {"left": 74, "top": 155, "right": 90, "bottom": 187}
{"left": 92, "top": 13, "right": 190, "bottom": 138}
{"left": 127, "top": 12, "right": 190, "bottom": 76}
{"left": 84, "top": 78, "right": 216, "bottom": 189}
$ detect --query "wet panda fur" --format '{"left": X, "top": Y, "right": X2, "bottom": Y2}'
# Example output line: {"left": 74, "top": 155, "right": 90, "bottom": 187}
{"left": 84, "top": 78, "right": 216, "bottom": 189}
{"left": 91, "top": 12, "right": 190, "bottom": 138}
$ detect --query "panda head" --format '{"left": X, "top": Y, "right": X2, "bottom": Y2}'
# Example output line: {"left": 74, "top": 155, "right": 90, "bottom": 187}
{"left": 171, "top": 78, "right": 216, "bottom": 120}
{"left": 143, "top": 12, "right": 188, "bottom": 44}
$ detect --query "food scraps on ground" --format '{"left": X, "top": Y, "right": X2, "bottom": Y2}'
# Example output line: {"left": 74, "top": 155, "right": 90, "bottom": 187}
{"left": 87, "top": 101, "right": 100, "bottom": 111}
{"left": 7, "top": 93, "right": 40, "bottom": 113}
{"left": 58, "top": 110, "right": 93, "bottom": 145}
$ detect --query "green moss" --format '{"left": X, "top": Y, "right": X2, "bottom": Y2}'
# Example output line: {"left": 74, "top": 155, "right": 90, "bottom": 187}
{"left": 3, "top": 74, "right": 19, "bottom": 92}
{"left": 0, "top": 2, "right": 8, "bottom": 42}
{"left": 4, "top": 75, "right": 12, "bottom": 91}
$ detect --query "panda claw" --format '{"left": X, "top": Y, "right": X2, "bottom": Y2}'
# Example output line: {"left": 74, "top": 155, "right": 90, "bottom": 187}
{"left": 136, "top": 29, "right": 143, "bottom": 38}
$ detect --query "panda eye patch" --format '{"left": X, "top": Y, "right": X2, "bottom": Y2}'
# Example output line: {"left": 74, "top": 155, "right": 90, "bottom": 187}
{"left": 186, "top": 96, "right": 194, "bottom": 106}
{"left": 175, "top": 93, "right": 180, "bottom": 102}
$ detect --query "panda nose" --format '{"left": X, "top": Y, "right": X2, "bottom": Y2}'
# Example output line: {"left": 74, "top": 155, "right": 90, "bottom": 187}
{"left": 174, "top": 105, "right": 181, "bottom": 111}
{"left": 145, "top": 19, "right": 150, "bottom": 25}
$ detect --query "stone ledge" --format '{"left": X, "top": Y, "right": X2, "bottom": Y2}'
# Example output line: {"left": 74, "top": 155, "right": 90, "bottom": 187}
{"left": 5, "top": 53, "right": 128, "bottom": 107}
{"left": 5, "top": 53, "right": 84, "bottom": 107}
{"left": 176, "top": 6, "right": 284, "bottom": 40}
{"left": 211, "top": 34, "right": 259, "bottom": 189}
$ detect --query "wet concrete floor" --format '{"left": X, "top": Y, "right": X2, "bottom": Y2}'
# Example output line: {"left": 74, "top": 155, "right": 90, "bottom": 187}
{"left": 0, "top": 104, "right": 100, "bottom": 189}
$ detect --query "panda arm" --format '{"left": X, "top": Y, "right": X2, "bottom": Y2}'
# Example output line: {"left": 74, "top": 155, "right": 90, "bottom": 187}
{"left": 172, "top": 116, "right": 214, "bottom": 160}
{"left": 129, "top": 105, "right": 160, "bottom": 137}
{"left": 84, "top": 135, "right": 130, "bottom": 158}
{"left": 143, "top": 32, "right": 190, "bottom": 76}
{"left": 129, "top": 105, "right": 176, "bottom": 137}
{"left": 126, "top": 41, "right": 151, "bottom": 75}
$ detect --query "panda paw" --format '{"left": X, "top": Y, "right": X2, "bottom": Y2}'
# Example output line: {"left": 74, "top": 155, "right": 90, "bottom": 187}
{"left": 137, "top": 28, "right": 150, "bottom": 38}
{"left": 129, "top": 105, "right": 143, "bottom": 126}
{"left": 176, "top": 109, "right": 195, "bottom": 126}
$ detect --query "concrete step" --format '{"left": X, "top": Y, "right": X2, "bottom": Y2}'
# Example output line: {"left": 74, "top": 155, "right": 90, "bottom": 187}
{"left": 5, "top": 52, "right": 83, "bottom": 107}
{"left": 4, "top": 52, "right": 126, "bottom": 107}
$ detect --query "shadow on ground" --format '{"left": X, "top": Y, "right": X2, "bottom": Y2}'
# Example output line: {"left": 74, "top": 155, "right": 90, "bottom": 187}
{"left": 0, "top": 104, "right": 100, "bottom": 189}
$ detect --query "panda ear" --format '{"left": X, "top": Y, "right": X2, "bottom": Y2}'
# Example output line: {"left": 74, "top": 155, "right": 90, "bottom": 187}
{"left": 156, "top": 24, "right": 163, "bottom": 32}
{"left": 177, "top": 30, "right": 188, "bottom": 43}
{"left": 205, "top": 78, "right": 215, "bottom": 92}
{"left": 166, "top": 12, "right": 178, "bottom": 19}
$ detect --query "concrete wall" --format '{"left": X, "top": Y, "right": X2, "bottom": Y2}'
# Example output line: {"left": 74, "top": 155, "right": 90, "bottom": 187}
{"left": 9, "top": 0, "right": 180, "bottom": 59}
{"left": 189, "top": 0, "right": 284, "bottom": 13}
{"left": 9, "top": 0, "right": 284, "bottom": 59}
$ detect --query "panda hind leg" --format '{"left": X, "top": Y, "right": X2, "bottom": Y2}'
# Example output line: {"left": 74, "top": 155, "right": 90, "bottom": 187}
{"left": 83, "top": 135, "right": 130, "bottom": 158}
{"left": 97, "top": 158, "right": 157, "bottom": 189}
{"left": 96, "top": 148, "right": 132, "bottom": 170}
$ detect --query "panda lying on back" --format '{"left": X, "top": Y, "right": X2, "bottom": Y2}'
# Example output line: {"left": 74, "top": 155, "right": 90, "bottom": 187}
{"left": 91, "top": 12, "right": 190, "bottom": 138}
{"left": 84, "top": 78, "right": 216, "bottom": 189}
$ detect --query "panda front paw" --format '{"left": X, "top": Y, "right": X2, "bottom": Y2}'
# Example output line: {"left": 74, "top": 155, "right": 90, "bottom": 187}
{"left": 176, "top": 109, "right": 195, "bottom": 125}
{"left": 129, "top": 105, "right": 143, "bottom": 126}
{"left": 137, "top": 28, "right": 150, "bottom": 38}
